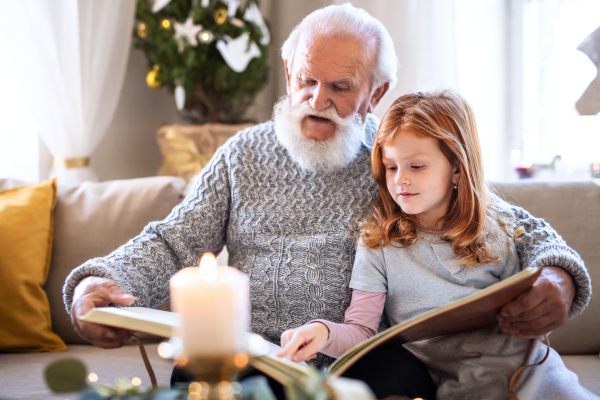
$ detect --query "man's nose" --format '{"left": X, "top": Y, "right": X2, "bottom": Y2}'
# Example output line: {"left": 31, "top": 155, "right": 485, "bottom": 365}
{"left": 309, "top": 84, "right": 332, "bottom": 111}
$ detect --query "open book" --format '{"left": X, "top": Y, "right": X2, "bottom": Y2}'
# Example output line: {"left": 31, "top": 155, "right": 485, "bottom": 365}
{"left": 79, "top": 267, "right": 541, "bottom": 385}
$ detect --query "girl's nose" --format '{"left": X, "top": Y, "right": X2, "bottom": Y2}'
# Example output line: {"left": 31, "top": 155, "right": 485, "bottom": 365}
{"left": 394, "top": 169, "right": 409, "bottom": 186}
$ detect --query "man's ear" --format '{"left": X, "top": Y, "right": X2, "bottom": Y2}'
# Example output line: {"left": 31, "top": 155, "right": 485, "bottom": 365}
{"left": 368, "top": 82, "right": 390, "bottom": 113}
{"left": 284, "top": 60, "right": 292, "bottom": 96}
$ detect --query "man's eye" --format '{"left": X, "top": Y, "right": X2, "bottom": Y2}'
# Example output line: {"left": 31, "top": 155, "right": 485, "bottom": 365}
{"left": 333, "top": 85, "right": 349, "bottom": 92}
{"left": 301, "top": 78, "right": 316, "bottom": 85}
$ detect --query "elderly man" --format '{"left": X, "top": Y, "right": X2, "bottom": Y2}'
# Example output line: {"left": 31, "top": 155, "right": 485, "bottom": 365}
{"left": 65, "top": 4, "right": 590, "bottom": 399}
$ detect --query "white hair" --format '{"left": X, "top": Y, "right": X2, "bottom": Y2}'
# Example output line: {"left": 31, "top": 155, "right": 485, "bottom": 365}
{"left": 273, "top": 96, "right": 364, "bottom": 172}
{"left": 281, "top": 3, "right": 398, "bottom": 92}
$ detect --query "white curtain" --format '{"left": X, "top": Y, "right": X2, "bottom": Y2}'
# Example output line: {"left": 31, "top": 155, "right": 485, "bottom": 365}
{"left": 1, "top": 0, "right": 135, "bottom": 184}
{"left": 345, "top": 0, "right": 459, "bottom": 119}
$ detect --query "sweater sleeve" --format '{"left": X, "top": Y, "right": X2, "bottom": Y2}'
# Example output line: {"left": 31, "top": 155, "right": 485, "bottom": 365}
{"left": 493, "top": 194, "right": 591, "bottom": 318}
{"left": 62, "top": 143, "right": 233, "bottom": 313}
{"left": 310, "top": 290, "right": 386, "bottom": 358}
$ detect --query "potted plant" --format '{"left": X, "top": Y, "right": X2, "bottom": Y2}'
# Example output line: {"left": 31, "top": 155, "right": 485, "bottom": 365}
{"left": 133, "top": 0, "right": 271, "bottom": 180}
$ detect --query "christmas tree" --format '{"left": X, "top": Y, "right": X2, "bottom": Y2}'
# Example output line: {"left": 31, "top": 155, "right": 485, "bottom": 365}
{"left": 134, "top": 0, "right": 271, "bottom": 124}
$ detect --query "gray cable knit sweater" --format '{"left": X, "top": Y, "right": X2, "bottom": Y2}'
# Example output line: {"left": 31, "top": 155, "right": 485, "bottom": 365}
{"left": 64, "top": 118, "right": 591, "bottom": 367}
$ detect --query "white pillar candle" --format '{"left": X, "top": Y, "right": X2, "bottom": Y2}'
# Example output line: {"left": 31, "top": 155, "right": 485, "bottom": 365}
{"left": 170, "top": 253, "right": 250, "bottom": 358}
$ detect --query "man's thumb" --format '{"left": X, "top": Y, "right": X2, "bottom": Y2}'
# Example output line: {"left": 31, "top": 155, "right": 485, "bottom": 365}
{"left": 108, "top": 287, "right": 135, "bottom": 305}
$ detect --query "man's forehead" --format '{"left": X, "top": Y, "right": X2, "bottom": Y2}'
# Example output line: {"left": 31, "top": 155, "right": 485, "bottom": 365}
{"left": 293, "top": 29, "right": 376, "bottom": 76}
{"left": 295, "top": 59, "right": 359, "bottom": 83}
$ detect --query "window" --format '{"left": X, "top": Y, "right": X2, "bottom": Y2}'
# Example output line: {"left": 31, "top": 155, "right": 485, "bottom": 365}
{"left": 510, "top": 0, "right": 600, "bottom": 179}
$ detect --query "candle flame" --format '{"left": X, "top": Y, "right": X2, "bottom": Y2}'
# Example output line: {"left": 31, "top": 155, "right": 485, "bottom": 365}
{"left": 189, "top": 382, "right": 202, "bottom": 394}
{"left": 520, "top": 159, "right": 532, "bottom": 169}
{"left": 157, "top": 342, "right": 173, "bottom": 359}
{"left": 234, "top": 353, "right": 249, "bottom": 368}
{"left": 199, "top": 253, "right": 218, "bottom": 281}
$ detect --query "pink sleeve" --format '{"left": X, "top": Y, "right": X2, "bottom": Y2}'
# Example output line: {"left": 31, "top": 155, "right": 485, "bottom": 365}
{"left": 309, "top": 289, "right": 386, "bottom": 358}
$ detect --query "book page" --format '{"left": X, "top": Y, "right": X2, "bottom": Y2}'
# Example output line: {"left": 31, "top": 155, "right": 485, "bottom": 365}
{"left": 79, "top": 307, "right": 179, "bottom": 337}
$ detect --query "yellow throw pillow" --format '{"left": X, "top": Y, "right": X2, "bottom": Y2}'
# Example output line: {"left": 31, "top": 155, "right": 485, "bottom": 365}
{"left": 0, "top": 178, "right": 66, "bottom": 352}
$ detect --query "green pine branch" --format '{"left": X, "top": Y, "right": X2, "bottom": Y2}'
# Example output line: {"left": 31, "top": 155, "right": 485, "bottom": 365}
{"left": 133, "top": 0, "right": 271, "bottom": 124}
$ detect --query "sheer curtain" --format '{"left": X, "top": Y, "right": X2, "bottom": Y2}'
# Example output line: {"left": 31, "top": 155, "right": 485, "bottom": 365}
{"left": 1, "top": 0, "right": 135, "bottom": 184}
{"left": 345, "top": 0, "right": 459, "bottom": 118}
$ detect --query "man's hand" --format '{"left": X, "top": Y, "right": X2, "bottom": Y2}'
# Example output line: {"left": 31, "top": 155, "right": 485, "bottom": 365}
{"left": 71, "top": 276, "right": 135, "bottom": 348}
{"left": 497, "top": 267, "right": 575, "bottom": 339}
{"left": 277, "top": 323, "right": 329, "bottom": 362}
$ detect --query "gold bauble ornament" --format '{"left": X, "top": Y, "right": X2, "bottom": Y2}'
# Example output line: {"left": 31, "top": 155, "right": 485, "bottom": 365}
{"left": 146, "top": 65, "right": 162, "bottom": 89}
{"left": 137, "top": 22, "right": 147, "bottom": 38}
{"left": 161, "top": 19, "right": 171, "bottom": 29}
{"left": 214, "top": 8, "right": 228, "bottom": 25}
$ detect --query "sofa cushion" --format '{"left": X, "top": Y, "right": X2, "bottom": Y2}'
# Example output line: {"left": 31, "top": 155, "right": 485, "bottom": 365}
{"left": 45, "top": 177, "right": 185, "bottom": 345}
{"left": 0, "top": 178, "right": 67, "bottom": 352}
{"left": 0, "top": 343, "right": 173, "bottom": 399}
{"left": 0, "top": 178, "right": 28, "bottom": 191}
{"left": 562, "top": 355, "right": 600, "bottom": 396}
{"left": 492, "top": 180, "right": 600, "bottom": 355}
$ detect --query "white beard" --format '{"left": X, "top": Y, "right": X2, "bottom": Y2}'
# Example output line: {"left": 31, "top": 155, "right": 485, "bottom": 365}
{"left": 272, "top": 96, "right": 365, "bottom": 173}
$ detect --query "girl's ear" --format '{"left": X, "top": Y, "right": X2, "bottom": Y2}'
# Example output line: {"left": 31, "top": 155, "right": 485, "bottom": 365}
{"left": 452, "top": 164, "right": 461, "bottom": 184}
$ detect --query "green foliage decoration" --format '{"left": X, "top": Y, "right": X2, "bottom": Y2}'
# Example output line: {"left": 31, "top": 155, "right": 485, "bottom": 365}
{"left": 284, "top": 366, "right": 332, "bottom": 400}
{"left": 134, "top": 0, "right": 271, "bottom": 123}
{"left": 42, "top": 357, "right": 334, "bottom": 400}
{"left": 239, "top": 376, "right": 277, "bottom": 400}
{"left": 44, "top": 358, "right": 89, "bottom": 393}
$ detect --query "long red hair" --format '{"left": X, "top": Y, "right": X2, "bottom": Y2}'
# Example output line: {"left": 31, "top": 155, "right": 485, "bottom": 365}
{"left": 361, "top": 90, "right": 521, "bottom": 266}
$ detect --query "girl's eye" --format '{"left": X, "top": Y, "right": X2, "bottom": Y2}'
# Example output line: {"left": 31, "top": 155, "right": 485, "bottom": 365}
{"left": 411, "top": 165, "right": 425, "bottom": 170}
{"left": 385, "top": 166, "right": 397, "bottom": 171}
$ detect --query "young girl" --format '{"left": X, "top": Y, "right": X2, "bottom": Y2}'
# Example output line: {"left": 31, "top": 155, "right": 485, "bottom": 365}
{"left": 277, "top": 91, "right": 595, "bottom": 399}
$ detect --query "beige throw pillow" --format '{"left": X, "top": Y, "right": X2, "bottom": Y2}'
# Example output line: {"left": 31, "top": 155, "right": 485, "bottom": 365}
{"left": 45, "top": 176, "right": 185, "bottom": 344}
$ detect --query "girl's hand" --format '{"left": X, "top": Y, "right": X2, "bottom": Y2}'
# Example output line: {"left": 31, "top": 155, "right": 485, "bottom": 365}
{"left": 277, "top": 322, "right": 329, "bottom": 362}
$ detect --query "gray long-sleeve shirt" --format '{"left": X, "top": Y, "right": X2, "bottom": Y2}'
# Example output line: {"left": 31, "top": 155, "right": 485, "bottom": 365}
{"left": 63, "top": 118, "right": 591, "bottom": 367}
{"left": 350, "top": 230, "right": 596, "bottom": 399}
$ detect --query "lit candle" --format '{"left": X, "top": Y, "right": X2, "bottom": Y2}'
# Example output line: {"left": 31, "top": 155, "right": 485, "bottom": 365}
{"left": 591, "top": 163, "right": 600, "bottom": 178}
{"left": 170, "top": 253, "right": 249, "bottom": 358}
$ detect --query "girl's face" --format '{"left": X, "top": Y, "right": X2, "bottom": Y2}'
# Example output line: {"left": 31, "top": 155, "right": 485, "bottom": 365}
{"left": 381, "top": 129, "right": 461, "bottom": 230}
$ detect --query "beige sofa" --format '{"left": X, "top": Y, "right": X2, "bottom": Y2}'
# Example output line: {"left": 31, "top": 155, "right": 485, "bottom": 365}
{"left": 0, "top": 177, "right": 598, "bottom": 399}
